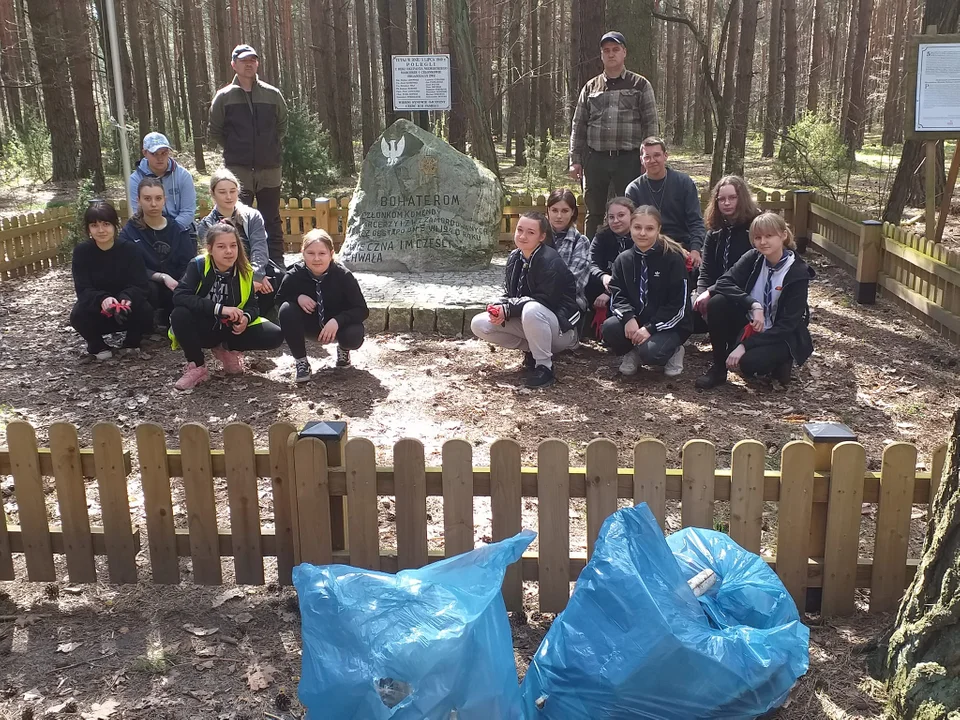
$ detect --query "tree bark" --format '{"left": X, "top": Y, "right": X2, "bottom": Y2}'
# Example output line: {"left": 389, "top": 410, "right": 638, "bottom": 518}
{"left": 881, "top": 0, "right": 908, "bottom": 146}
{"left": 58, "top": 0, "right": 104, "bottom": 188}
{"left": 449, "top": 0, "right": 500, "bottom": 177}
{"left": 179, "top": 0, "right": 206, "bottom": 171}
{"left": 807, "top": 0, "right": 825, "bottom": 113}
{"left": 308, "top": 0, "right": 333, "bottom": 133}
{"left": 447, "top": 0, "right": 466, "bottom": 151}
{"left": 279, "top": 0, "right": 295, "bottom": 94}
{"left": 212, "top": 0, "right": 230, "bottom": 87}
{"left": 726, "top": 0, "right": 758, "bottom": 175}
{"left": 883, "top": 408, "right": 960, "bottom": 718}
{"left": 664, "top": 20, "right": 675, "bottom": 137}
{"left": 526, "top": 0, "right": 540, "bottom": 160}
{"left": 158, "top": 10, "right": 181, "bottom": 151}
{"left": 712, "top": 0, "right": 740, "bottom": 186}
{"left": 0, "top": 0, "right": 23, "bottom": 132}
{"left": 841, "top": 0, "right": 872, "bottom": 155}
{"left": 672, "top": 0, "right": 687, "bottom": 147}
{"left": 839, "top": 0, "right": 857, "bottom": 127}
{"left": 355, "top": 0, "right": 376, "bottom": 153}
{"left": 146, "top": 14, "right": 165, "bottom": 136}
{"left": 378, "top": 0, "right": 410, "bottom": 126}
{"left": 332, "top": 0, "right": 355, "bottom": 172}
{"left": 23, "top": 0, "right": 77, "bottom": 180}
{"left": 508, "top": 0, "right": 525, "bottom": 165}
{"left": 761, "top": 0, "right": 783, "bottom": 156}
{"left": 575, "top": 1, "right": 604, "bottom": 91}
{"left": 702, "top": 0, "right": 716, "bottom": 154}
{"left": 125, "top": 0, "right": 151, "bottom": 140}
{"left": 781, "top": 0, "right": 797, "bottom": 131}
{"left": 605, "top": 0, "right": 657, "bottom": 93}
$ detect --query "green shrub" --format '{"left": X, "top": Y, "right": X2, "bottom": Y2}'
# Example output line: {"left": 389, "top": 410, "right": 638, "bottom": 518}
{"left": 0, "top": 109, "right": 52, "bottom": 183}
{"left": 775, "top": 113, "right": 854, "bottom": 199}
{"left": 282, "top": 102, "right": 337, "bottom": 197}
{"left": 520, "top": 131, "right": 571, "bottom": 194}
{"left": 61, "top": 177, "right": 99, "bottom": 252}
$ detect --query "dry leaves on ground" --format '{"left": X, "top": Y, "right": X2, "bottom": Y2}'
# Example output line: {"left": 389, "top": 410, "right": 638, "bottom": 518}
{"left": 80, "top": 698, "right": 119, "bottom": 719}
{"left": 245, "top": 663, "right": 277, "bottom": 692}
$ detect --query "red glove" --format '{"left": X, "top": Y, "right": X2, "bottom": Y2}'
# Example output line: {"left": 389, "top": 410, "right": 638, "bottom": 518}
{"left": 738, "top": 324, "right": 756, "bottom": 343}
{"left": 685, "top": 254, "right": 695, "bottom": 271}
{"left": 591, "top": 305, "right": 608, "bottom": 337}
{"left": 486, "top": 304, "right": 502, "bottom": 319}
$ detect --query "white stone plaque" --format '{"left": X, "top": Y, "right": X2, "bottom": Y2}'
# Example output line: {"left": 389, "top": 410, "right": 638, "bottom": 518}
{"left": 392, "top": 55, "right": 451, "bottom": 111}
{"left": 915, "top": 44, "right": 960, "bottom": 132}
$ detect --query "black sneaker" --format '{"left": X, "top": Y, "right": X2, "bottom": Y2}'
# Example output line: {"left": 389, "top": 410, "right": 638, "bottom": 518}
{"left": 522, "top": 351, "right": 536, "bottom": 372}
{"left": 773, "top": 359, "right": 793, "bottom": 385}
{"left": 336, "top": 347, "right": 351, "bottom": 367}
{"left": 294, "top": 358, "right": 311, "bottom": 383}
{"left": 525, "top": 364, "right": 555, "bottom": 388}
{"left": 695, "top": 365, "right": 727, "bottom": 389}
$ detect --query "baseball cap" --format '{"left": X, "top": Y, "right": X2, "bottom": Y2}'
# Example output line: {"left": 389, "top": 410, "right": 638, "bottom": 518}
{"left": 600, "top": 31, "right": 627, "bottom": 48}
{"left": 142, "top": 132, "right": 172, "bottom": 153}
{"left": 232, "top": 44, "right": 259, "bottom": 61}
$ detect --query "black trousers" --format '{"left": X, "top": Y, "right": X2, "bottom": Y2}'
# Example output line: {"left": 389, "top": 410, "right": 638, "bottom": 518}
{"left": 239, "top": 184, "right": 284, "bottom": 266}
{"left": 601, "top": 316, "right": 684, "bottom": 366}
{"left": 70, "top": 299, "right": 153, "bottom": 352}
{"left": 278, "top": 302, "right": 365, "bottom": 359}
{"left": 583, "top": 150, "right": 643, "bottom": 238}
{"left": 705, "top": 294, "right": 792, "bottom": 376}
{"left": 147, "top": 282, "right": 175, "bottom": 325}
{"left": 169, "top": 306, "right": 284, "bottom": 365}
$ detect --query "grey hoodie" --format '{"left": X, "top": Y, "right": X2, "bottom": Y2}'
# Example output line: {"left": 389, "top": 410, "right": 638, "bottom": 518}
{"left": 197, "top": 202, "right": 269, "bottom": 282}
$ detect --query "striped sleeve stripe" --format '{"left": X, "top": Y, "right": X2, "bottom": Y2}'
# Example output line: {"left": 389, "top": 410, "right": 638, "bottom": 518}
{"left": 655, "top": 278, "right": 687, "bottom": 331}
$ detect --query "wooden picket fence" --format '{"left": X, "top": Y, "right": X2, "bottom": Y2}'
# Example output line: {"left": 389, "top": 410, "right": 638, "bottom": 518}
{"left": 805, "top": 190, "right": 960, "bottom": 345}
{"left": 0, "top": 420, "right": 947, "bottom": 618}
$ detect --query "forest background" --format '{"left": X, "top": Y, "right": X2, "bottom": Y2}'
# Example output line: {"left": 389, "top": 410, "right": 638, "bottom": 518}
{"left": 0, "top": 0, "right": 957, "bottom": 229}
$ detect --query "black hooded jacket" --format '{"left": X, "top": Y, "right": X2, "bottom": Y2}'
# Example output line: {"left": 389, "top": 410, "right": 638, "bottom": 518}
{"left": 499, "top": 244, "right": 581, "bottom": 333}
{"left": 609, "top": 240, "right": 693, "bottom": 338}
{"left": 275, "top": 261, "right": 369, "bottom": 327}
{"left": 712, "top": 248, "right": 815, "bottom": 365}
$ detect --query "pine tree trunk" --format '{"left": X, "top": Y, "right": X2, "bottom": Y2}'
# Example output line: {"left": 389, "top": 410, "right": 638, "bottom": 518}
{"left": 333, "top": 0, "right": 355, "bottom": 172}
{"left": 781, "top": 0, "right": 797, "bottom": 132}
{"left": 449, "top": 0, "right": 500, "bottom": 177}
{"left": 569, "top": 0, "right": 580, "bottom": 109}
{"left": 883, "top": 408, "right": 960, "bottom": 718}
{"left": 526, "top": 0, "right": 539, "bottom": 161}
{"left": 672, "top": 0, "right": 686, "bottom": 147}
{"left": 841, "top": 0, "right": 872, "bottom": 155}
{"left": 146, "top": 16, "right": 165, "bottom": 135}
{"left": 575, "top": 1, "right": 604, "bottom": 91}
{"left": 379, "top": 0, "right": 410, "bottom": 126}
{"left": 0, "top": 0, "right": 23, "bottom": 132}
{"left": 58, "top": 0, "right": 104, "bottom": 189}
{"left": 193, "top": 0, "right": 211, "bottom": 128}
{"left": 881, "top": 0, "right": 908, "bottom": 146}
{"left": 664, "top": 20, "right": 675, "bottom": 139}
{"left": 761, "top": 0, "right": 783, "bottom": 157}
{"left": 125, "top": 0, "right": 151, "bottom": 140}
{"left": 447, "top": 0, "right": 466, "bottom": 151}
{"left": 23, "top": 0, "right": 78, "bottom": 180}
{"left": 354, "top": 0, "right": 376, "bottom": 152}
{"left": 712, "top": 0, "right": 739, "bottom": 186}
{"left": 839, "top": 0, "right": 857, "bottom": 128}
{"left": 509, "top": 0, "right": 525, "bottom": 165}
{"left": 280, "top": 0, "right": 294, "bottom": 94}
{"left": 179, "top": 0, "right": 206, "bottom": 171}
{"left": 213, "top": 0, "right": 230, "bottom": 87}
{"left": 539, "top": 0, "right": 553, "bottom": 163}
{"left": 13, "top": 0, "right": 38, "bottom": 111}
{"left": 159, "top": 12, "right": 182, "bottom": 151}
{"left": 807, "top": 0, "right": 824, "bottom": 113}
{"left": 703, "top": 0, "right": 716, "bottom": 154}
{"left": 112, "top": 0, "right": 136, "bottom": 119}
{"left": 726, "top": 0, "right": 758, "bottom": 175}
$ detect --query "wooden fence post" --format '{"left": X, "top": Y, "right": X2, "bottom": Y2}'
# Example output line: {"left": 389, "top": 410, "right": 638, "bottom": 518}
{"left": 856, "top": 220, "right": 884, "bottom": 304}
{"left": 821, "top": 442, "right": 866, "bottom": 617}
{"left": 315, "top": 197, "right": 330, "bottom": 237}
{"left": 793, "top": 190, "right": 811, "bottom": 253}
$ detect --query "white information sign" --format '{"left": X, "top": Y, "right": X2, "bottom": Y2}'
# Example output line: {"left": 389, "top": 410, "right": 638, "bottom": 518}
{"left": 392, "top": 55, "right": 451, "bottom": 111}
{"left": 915, "top": 43, "right": 960, "bottom": 132}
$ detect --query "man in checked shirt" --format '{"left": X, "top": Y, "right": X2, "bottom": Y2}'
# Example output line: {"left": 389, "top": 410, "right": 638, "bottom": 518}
{"left": 569, "top": 31, "right": 660, "bottom": 239}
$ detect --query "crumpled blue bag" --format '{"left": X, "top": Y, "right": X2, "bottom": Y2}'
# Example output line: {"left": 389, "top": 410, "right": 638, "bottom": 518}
{"left": 520, "top": 504, "right": 809, "bottom": 719}
{"left": 294, "top": 530, "right": 535, "bottom": 720}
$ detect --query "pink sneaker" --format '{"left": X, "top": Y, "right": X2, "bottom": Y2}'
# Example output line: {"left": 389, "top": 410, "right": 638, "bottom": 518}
{"left": 174, "top": 362, "right": 209, "bottom": 391}
{"left": 211, "top": 345, "right": 244, "bottom": 375}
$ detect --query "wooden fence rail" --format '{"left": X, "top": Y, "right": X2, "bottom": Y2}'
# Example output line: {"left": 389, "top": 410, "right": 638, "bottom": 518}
{"left": 0, "top": 420, "right": 947, "bottom": 618}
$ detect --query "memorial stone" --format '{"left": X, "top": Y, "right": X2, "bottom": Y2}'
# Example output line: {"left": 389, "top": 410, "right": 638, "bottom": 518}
{"left": 340, "top": 119, "right": 503, "bottom": 273}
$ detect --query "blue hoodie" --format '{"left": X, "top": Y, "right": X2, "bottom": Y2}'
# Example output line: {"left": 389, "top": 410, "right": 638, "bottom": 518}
{"left": 128, "top": 157, "right": 198, "bottom": 231}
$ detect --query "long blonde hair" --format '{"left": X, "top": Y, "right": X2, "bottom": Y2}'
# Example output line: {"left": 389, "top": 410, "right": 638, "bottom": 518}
{"left": 632, "top": 206, "right": 687, "bottom": 256}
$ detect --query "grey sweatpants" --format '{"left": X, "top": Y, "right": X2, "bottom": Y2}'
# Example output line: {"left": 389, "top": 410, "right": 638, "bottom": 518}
{"left": 471, "top": 302, "right": 578, "bottom": 369}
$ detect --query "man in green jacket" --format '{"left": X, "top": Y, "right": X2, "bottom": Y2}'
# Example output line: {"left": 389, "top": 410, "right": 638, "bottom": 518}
{"left": 208, "top": 44, "right": 288, "bottom": 267}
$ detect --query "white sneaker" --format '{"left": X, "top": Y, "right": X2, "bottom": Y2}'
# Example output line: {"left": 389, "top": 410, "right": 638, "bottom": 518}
{"left": 664, "top": 345, "right": 685, "bottom": 377}
{"left": 619, "top": 348, "right": 640, "bottom": 376}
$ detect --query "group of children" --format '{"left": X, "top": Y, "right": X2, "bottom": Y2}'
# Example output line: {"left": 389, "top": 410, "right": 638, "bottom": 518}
{"left": 473, "top": 174, "right": 814, "bottom": 389}
{"left": 71, "top": 170, "right": 812, "bottom": 393}
{"left": 71, "top": 169, "right": 368, "bottom": 391}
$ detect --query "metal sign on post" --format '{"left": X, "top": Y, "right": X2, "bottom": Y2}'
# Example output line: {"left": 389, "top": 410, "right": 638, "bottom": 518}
{"left": 904, "top": 27, "right": 960, "bottom": 245}
{"left": 392, "top": 55, "right": 451, "bottom": 112}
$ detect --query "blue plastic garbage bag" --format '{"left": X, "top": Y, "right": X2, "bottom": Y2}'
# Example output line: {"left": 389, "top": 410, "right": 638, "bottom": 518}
{"left": 294, "top": 530, "right": 535, "bottom": 720}
{"left": 520, "top": 505, "right": 808, "bottom": 719}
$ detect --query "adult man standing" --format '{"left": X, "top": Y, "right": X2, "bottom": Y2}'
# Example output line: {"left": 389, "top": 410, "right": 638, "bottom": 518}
{"left": 127, "top": 132, "right": 197, "bottom": 231}
{"left": 208, "top": 44, "right": 288, "bottom": 266}
{"left": 569, "top": 31, "right": 659, "bottom": 239}
{"left": 625, "top": 137, "right": 706, "bottom": 267}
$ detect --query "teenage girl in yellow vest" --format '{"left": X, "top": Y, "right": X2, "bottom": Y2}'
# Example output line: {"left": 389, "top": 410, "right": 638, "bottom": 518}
{"left": 169, "top": 221, "right": 283, "bottom": 391}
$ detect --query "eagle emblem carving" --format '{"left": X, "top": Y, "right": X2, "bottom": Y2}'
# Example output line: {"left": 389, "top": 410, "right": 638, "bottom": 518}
{"left": 381, "top": 135, "right": 406, "bottom": 166}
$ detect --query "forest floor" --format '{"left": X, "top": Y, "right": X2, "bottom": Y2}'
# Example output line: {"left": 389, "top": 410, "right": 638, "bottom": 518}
{"left": 0, "top": 228, "right": 958, "bottom": 717}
